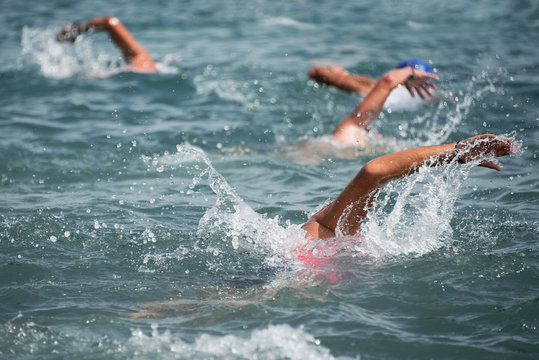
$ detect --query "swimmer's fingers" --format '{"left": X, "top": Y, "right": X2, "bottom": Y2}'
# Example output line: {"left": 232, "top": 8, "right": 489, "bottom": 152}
{"left": 410, "top": 81, "right": 430, "bottom": 100}
{"left": 404, "top": 81, "right": 415, "bottom": 98}
{"left": 478, "top": 160, "right": 501, "bottom": 171}
{"left": 418, "top": 82, "right": 434, "bottom": 98}
{"left": 415, "top": 86, "right": 427, "bottom": 100}
{"left": 414, "top": 70, "right": 438, "bottom": 82}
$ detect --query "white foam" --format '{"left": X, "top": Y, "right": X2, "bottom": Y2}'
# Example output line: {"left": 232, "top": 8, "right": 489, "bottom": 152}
{"left": 128, "top": 323, "right": 335, "bottom": 360}
{"left": 261, "top": 16, "right": 314, "bottom": 29}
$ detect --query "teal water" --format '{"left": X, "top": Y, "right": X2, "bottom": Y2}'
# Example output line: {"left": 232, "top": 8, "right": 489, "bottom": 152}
{"left": 1, "top": 0, "right": 538, "bottom": 359}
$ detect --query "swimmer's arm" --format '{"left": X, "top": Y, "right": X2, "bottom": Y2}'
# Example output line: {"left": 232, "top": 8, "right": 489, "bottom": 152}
{"left": 332, "top": 67, "right": 437, "bottom": 143}
{"left": 308, "top": 134, "right": 515, "bottom": 237}
{"left": 308, "top": 66, "right": 376, "bottom": 96}
{"left": 57, "top": 16, "right": 156, "bottom": 71}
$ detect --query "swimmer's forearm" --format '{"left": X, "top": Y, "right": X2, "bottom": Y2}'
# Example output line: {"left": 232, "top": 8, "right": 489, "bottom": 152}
{"left": 76, "top": 16, "right": 118, "bottom": 33}
{"left": 309, "top": 67, "right": 375, "bottom": 94}
{"left": 334, "top": 72, "right": 396, "bottom": 132}
{"left": 364, "top": 133, "right": 516, "bottom": 185}
{"left": 365, "top": 143, "right": 456, "bottom": 183}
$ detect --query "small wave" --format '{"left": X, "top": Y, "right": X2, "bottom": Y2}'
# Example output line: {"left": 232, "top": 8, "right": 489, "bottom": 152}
{"left": 193, "top": 66, "right": 257, "bottom": 106}
{"left": 260, "top": 16, "right": 314, "bottom": 29}
{"left": 128, "top": 323, "right": 335, "bottom": 360}
{"left": 153, "top": 53, "right": 181, "bottom": 75}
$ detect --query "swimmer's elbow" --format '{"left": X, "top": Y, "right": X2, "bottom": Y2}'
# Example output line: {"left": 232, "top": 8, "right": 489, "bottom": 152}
{"left": 378, "top": 73, "right": 395, "bottom": 91}
{"left": 362, "top": 158, "right": 388, "bottom": 178}
{"left": 360, "top": 157, "right": 402, "bottom": 186}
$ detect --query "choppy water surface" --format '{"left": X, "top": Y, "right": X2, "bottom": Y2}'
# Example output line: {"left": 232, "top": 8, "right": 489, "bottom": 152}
{"left": 1, "top": 0, "right": 538, "bottom": 359}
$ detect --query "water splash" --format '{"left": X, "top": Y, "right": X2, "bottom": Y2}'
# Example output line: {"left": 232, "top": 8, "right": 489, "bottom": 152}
{"left": 339, "top": 141, "right": 519, "bottom": 261}
{"left": 408, "top": 68, "right": 508, "bottom": 146}
{"left": 143, "top": 143, "right": 305, "bottom": 269}
{"left": 18, "top": 26, "right": 119, "bottom": 78}
{"left": 354, "top": 162, "right": 466, "bottom": 259}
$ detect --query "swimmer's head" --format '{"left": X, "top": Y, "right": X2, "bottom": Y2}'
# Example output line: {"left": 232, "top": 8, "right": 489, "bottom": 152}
{"left": 395, "top": 59, "right": 431, "bottom": 73}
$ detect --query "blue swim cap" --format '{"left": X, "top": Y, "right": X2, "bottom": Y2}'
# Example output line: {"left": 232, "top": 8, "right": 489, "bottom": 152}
{"left": 395, "top": 59, "right": 431, "bottom": 73}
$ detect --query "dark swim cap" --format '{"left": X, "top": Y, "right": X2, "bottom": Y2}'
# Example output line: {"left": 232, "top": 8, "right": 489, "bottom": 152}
{"left": 396, "top": 59, "right": 431, "bottom": 73}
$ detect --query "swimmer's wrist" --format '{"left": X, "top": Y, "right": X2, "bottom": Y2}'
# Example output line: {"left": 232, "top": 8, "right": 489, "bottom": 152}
{"left": 454, "top": 141, "right": 465, "bottom": 163}
{"left": 75, "top": 21, "right": 89, "bottom": 33}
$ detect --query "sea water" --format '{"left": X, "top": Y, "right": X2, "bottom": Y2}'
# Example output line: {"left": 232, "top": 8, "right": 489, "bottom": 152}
{"left": 1, "top": 0, "right": 538, "bottom": 359}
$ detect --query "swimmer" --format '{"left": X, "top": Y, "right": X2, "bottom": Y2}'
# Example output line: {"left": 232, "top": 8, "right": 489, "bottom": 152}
{"left": 301, "top": 133, "right": 517, "bottom": 240}
{"left": 56, "top": 16, "right": 157, "bottom": 73}
{"left": 280, "top": 62, "right": 437, "bottom": 165}
{"left": 328, "top": 62, "right": 438, "bottom": 146}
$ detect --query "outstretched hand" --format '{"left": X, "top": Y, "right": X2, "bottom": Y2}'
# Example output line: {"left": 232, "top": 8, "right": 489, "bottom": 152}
{"left": 404, "top": 68, "right": 438, "bottom": 100}
{"left": 405, "top": 70, "right": 438, "bottom": 100}
{"left": 56, "top": 23, "right": 82, "bottom": 43}
{"left": 456, "top": 134, "right": 518, "bottom": 171}
{"left": 387, "top": 67, "right": 438, "bottom": 100}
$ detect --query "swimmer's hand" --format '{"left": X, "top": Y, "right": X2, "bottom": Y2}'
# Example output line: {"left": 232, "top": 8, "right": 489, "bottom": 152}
{"left": 404, "top": 68, "right": 438, "bottom": 100}
{"left": 386, "top": 66, "right": 438, "bottom": 100}
{"left": 455, "top": 134, "right": 518, "bottom": 171}
{"left": 56, "top": 23, "right": 85, "bottom": 43}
